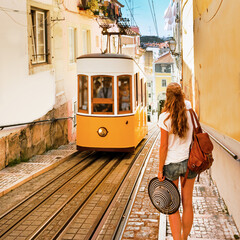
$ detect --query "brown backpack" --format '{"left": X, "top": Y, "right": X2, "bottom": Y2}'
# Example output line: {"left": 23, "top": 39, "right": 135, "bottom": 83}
{"left": 182, "top": 109, "right": 214, "bottom": 187}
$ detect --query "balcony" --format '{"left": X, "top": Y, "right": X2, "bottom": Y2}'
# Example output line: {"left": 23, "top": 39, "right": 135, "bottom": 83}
{"left": 77, "top": 0, "right": 123, "bottom": 20}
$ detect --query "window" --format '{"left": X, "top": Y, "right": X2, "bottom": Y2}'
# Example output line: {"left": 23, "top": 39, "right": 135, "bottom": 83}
{"left": 165, "top": 65, "right": 171, "bottom": 73}
{"left": 138, "top": 77, "right": 142, "bottom": 105}
{"left": 96, "top": 36, "right": 99, "bottom": 48}
{"left": 78, "top": 75, "right": 88, "bottom": 112}
{"left": 155, "top": 64, "right": 171, "bottom": 73}
{"left": 31, "top": 9, "right": 47, "bottom": 64}
{"left": 155, "top": 64, "right": 162, "bottom": 73}
{"left": 69, "top": 27, "right": 77, "bottom": 63}
{"left": 141, "top": 78, "right": 143, "bottom": 104}
{"left": 118, "top": 75, "right": 132, "bottom": 113}
{"left": 162, "top": 79, "right": 167, "bottom": 87}
{"left": 148, "top": 93, "right": 151, "bottom": 98}
{"left": 112, "top": 36, "right": 117, "bottom": 53}
{"left": 144, "top": 82, "right": 147, "bottom": 107}
{"left": 92, "top": 76, "right": 114, "bottom": 114}
{"left": 82, "top": 29, "right": 91, "bottom": 54}
{"left": 135, "top": 73, "right": 138, "bottom": 107}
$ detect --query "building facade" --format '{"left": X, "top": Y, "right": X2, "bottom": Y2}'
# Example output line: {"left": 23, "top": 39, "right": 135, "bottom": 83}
{"left": 178, "top": 0, "right": 240, "bottom": 229}
{"left": 0, "top": 0, "right": 125, "bottom": 169}
{"left": 154, "top": 52, "right": 173, "bottom": 115}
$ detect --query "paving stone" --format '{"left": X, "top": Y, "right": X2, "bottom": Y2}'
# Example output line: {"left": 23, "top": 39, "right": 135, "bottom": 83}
{"left": 0, "top": 127, "right": 239, "bottom": 239}
{"left": 121, "top": 134, "right": 240, "bottom": 240}
{"left": 0, "top": 143, "right": 77, "bottom": 197}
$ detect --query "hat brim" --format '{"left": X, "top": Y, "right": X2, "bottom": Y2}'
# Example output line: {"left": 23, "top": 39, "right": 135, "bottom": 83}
{"left": 148, "top": 177, "right": 180, "bottom": 215}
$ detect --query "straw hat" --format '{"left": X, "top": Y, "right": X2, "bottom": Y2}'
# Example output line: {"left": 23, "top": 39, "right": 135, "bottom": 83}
{"left": 148, "top": 177, "right": 180, "bottom": 215}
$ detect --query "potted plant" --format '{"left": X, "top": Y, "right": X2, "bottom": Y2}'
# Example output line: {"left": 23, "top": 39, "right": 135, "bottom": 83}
{"left": 88, "top": 0, "right": 99, "bottom": 13}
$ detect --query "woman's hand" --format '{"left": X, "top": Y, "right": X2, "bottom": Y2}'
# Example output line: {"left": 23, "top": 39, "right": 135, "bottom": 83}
{"left": 158, "top": 171, "right": 165, "bottom": 182}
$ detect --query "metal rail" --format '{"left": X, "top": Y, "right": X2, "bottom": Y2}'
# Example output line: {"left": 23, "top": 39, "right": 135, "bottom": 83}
{"left": 0, "top": 153, "right": 101, "bottom": 238}
{"left": 90, "top": 126, "right": 159, "bottom": 240}
{"left": 0, "top": 151, "right": 93, "bottom": 219}
{"left": 203, "top": 129, "right": 239, "bottom": 161}
{"left": 30, "top": 157, "right": 119, "bottom": 240}
{"left": 113, "top": 130, "right": 160, "bottom": 240}
{"left": 0, "top": 127, "right": 158, "bottom": 239}
{"left": 0, "top": 117, "right": 74, "bottom": 130}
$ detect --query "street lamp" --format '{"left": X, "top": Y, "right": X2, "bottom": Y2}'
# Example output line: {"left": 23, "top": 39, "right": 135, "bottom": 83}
{"left": 168, "top": 38, "right": 179, "bottom": 56}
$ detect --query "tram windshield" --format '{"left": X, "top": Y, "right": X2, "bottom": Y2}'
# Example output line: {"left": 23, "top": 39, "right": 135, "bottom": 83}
{"left": 92, "top": 76, "right": 113, "bottom": 114}
{"left": 118, "top": 76, "right": 131, "bottom": 113}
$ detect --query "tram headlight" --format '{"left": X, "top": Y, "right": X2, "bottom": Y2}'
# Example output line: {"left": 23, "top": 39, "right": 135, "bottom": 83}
{"left": 97, "top": 127, "right": 108, "bottom": 137}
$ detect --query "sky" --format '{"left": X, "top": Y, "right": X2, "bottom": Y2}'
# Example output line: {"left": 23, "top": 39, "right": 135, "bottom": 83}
{"left": 121, "top": 0, "right": 172, "bottom": 37}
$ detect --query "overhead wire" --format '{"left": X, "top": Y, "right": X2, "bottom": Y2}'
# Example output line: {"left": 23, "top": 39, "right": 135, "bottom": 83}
{"left": 0, "top": 6, "right": 26, "bottom": 14}
{"left": 0, "top": 3, "right": 64, "bottom": 29}
{"left": 151, "top": 0, "right": 159, "bottom": 37}
{"left": 148, "top": 0, "right": 159, "bottom": 37}
{"left": 0, "top": 7, "right": 27, "bottom": 27}
{"left": 123, "top": 0, "right": 141, "bottom": 34}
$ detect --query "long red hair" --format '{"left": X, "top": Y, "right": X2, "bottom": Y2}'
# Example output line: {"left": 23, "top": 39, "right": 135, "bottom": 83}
{"left": 162, "top": 83, "right": 188, "bottom": 138}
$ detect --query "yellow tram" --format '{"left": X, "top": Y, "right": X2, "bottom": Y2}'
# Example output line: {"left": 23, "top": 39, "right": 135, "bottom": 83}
{"left": 76, "top": 53, "right": 148, "bottom": 152}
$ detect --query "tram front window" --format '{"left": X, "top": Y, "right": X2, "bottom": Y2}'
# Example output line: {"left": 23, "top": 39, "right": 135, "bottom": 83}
{"left": 118, "top": 76, "right": 131, "bottom": 113}
{"left": 92, "top": 76, "right": 113, "bottom": 114}
{"left": 78, "top": 75, "right": 88, "bottom": 112}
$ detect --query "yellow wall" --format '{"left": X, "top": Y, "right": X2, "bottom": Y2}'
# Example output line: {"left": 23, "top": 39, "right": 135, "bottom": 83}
{"left": 181, "top": 0, "right": 195, "bottom": 110}
{"left": 192, "top": 0, "right": 240, "bottom": 141}
{"left": 155, "top": 73, "right": 172, "bottom": 98}
{"left": 182, "top": 0, "right": 240, "bottom": 230}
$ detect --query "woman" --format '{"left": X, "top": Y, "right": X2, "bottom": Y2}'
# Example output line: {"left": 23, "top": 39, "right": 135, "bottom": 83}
{"left": 158, "top": 82, "right": 197, "bottom": 240}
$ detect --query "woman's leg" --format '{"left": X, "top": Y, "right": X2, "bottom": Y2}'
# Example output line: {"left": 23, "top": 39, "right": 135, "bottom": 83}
{"left": 169, "top": 178, "right": 182, "bottom": 240}
{"left": 180, "top": 177, "right": 196, "bottom": 240}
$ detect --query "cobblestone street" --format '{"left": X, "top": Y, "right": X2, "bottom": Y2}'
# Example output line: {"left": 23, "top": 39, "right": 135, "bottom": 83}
{"left": 122, "top": 135, "right": 239, "bottom": 240}
{"left": 0, "top": 137, "right": 239, "bottom": 239}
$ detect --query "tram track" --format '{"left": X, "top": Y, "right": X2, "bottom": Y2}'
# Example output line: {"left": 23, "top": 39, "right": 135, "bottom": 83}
{"left": 0, "top": 152, "right": 103, "bottom": 237}
{"left": 91, "top": 126, "right": 160, "bottom": 240}
{"left": 29, "top": 154, "right": 125, "bottom": 240}
{"left": 57, "top": 126, "right": 159, "bottom": 240}
{"left": 0, "top": 153, "right": 123, "bottom": 239}
{"left": 0, "top": 151, "right": 95, "bottom": 219}
{"left": 0, "top": 125, "right": 159, "bottom": 240}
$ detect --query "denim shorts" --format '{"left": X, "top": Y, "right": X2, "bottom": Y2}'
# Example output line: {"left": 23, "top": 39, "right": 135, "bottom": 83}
{"left": 163, "top": 159, "right": 197, "bottom": 181}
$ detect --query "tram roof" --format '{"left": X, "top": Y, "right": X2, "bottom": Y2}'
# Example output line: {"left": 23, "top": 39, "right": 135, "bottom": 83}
{"left": 77, "top": 53, "right": 133, "bottom": 60}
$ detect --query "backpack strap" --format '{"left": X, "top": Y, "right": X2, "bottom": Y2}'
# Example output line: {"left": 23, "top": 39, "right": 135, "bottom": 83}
{"left": 183, "top": 108, "right": 200, "bottom": 188}
{"left": 189, "top": 109, "right": 202, "bottom": 133}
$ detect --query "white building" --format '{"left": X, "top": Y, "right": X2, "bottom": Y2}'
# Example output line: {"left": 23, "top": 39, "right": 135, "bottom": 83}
{"left": 0, "top": 0, "right": 102, "bottom": 135}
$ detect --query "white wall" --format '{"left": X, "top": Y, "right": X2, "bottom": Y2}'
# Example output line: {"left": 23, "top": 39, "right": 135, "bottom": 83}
{"left": 182, "top": 0, "right": 195, "bottom": 107}
{"left": 0, "top": 0, "right": 103, "bottom": 126}
{"left": 0, "top": 0, "right": 55, "bottom": 125}
{"left": 146, "top": 47, "right": 160, "bottom": 60}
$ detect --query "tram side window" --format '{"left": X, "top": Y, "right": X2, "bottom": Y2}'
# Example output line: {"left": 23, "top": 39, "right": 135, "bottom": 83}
{"left": 118, "top": 75, "right": 131, "bottom": 113}
{"left": 92, "top": 76, "right": 114, "bottom": 114}
{"left": 135, "top": 73, "right": 138, "bottom": 108}
{"left": 78, "top": 75, "right": 88, "bottom": 112}
{"left": 138, "top": 77, "right": 142, "bottom": 106}
{"left": 144, "top": 82, "right": 147, "bottom": 107}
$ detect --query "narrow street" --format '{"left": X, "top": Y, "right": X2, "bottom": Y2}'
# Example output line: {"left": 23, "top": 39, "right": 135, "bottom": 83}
{"left": 0, "top": 124, "right": 239, "bottom": 239}
{"left": 1, "top": 0, "right": 240, "bottom": 239}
